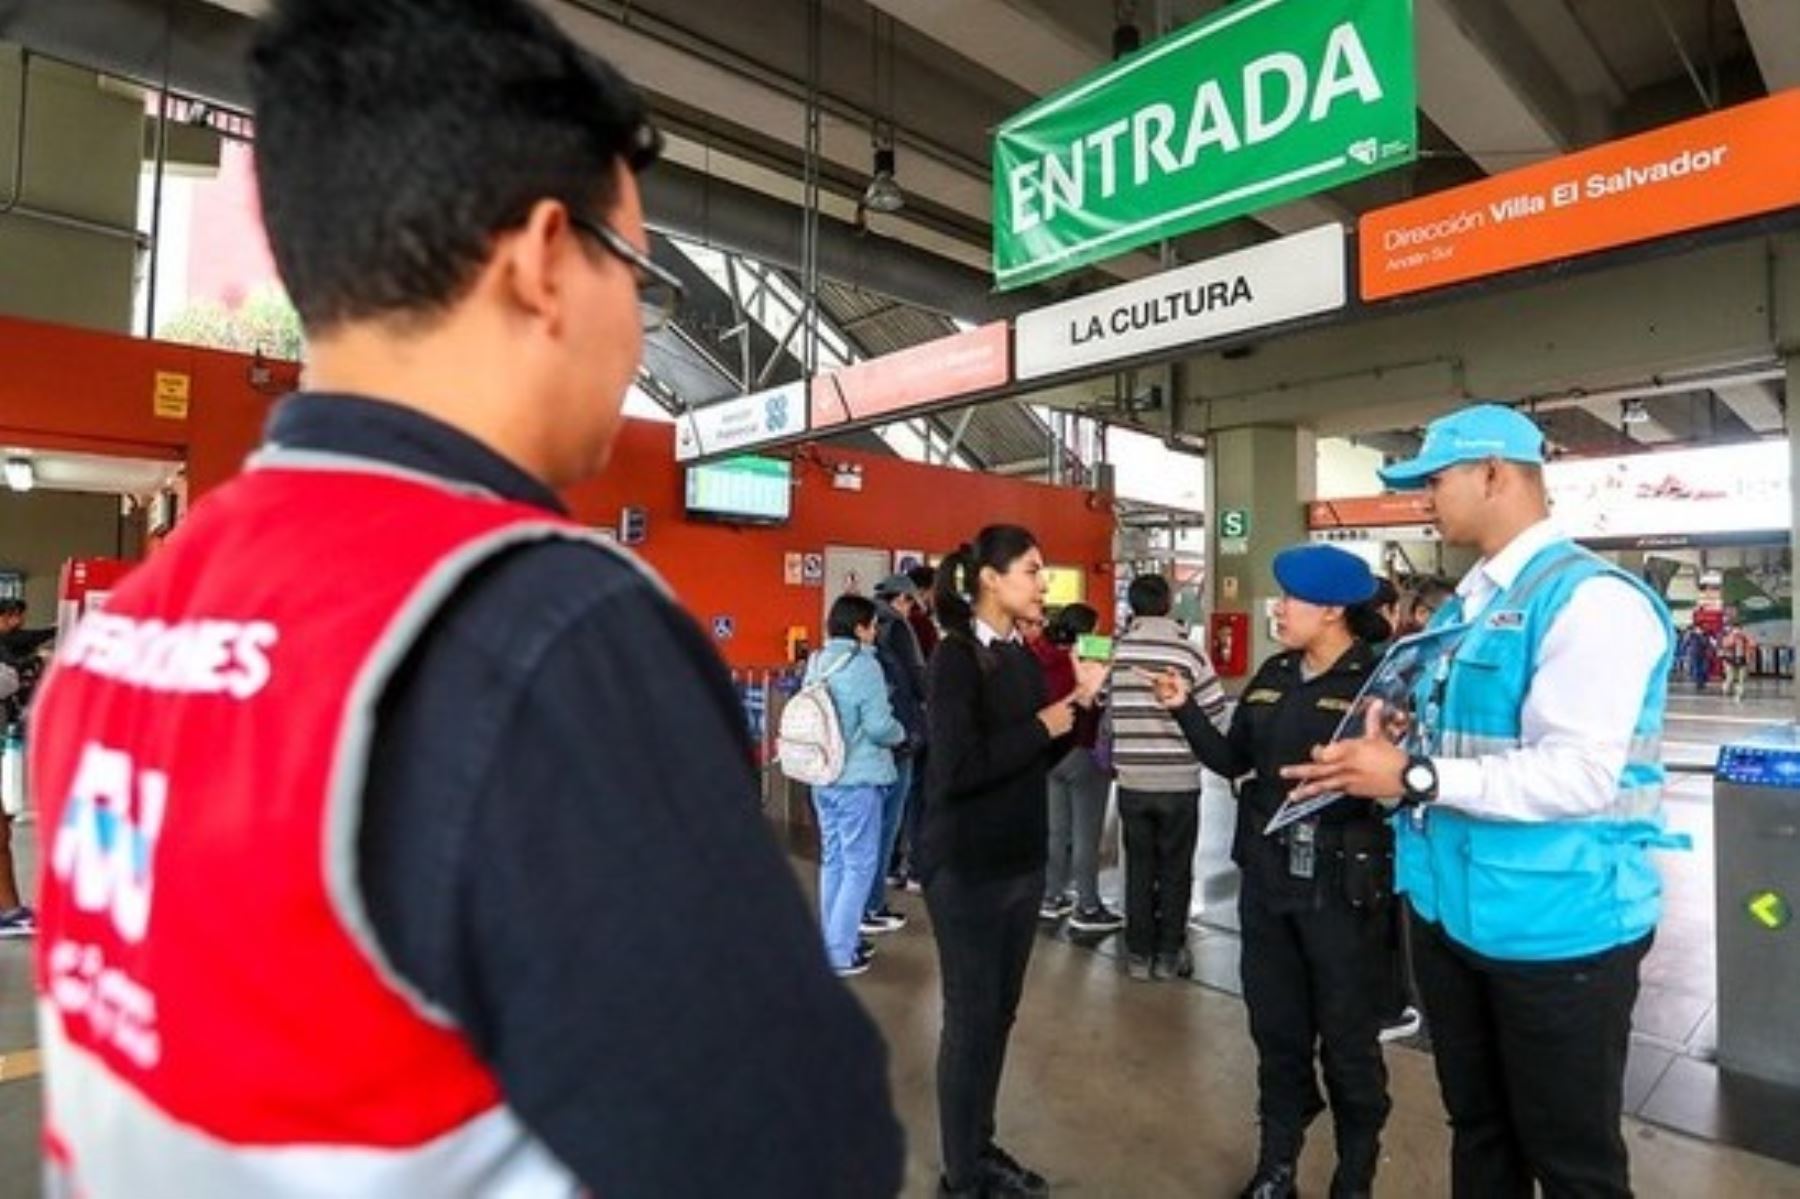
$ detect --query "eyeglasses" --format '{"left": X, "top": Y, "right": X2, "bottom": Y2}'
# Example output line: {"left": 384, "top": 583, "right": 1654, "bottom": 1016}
{"left": 569, "top": 214, "right": 686, "bottom": 331}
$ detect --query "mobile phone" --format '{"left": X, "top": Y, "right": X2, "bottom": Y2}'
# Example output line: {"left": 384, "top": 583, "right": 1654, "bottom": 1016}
{"left": 1075, "top": 633, "right": 1114, "bottom": 661}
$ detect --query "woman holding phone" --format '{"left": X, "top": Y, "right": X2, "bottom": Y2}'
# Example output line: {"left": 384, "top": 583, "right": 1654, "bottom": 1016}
{"left": 1143, "top": 543, "right": 1395, "bottom": 1199}
{"left": 922, "top": 526, "right": 1105, "bottom": 1199}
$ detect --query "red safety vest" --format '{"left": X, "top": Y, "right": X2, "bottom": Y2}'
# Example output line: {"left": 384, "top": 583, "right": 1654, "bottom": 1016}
{"left": 31, "top": 449, "right": 646, "bottom": 1197}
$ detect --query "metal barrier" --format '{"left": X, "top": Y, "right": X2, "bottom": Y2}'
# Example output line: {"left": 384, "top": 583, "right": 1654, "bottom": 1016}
{"left": 730, "top": 666, "right": 817, "bottom": 855}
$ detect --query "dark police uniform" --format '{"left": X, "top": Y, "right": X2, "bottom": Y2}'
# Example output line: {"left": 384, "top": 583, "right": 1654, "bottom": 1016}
{"left": 1173, "top": 641, "right": 1393, "bottom": 1198}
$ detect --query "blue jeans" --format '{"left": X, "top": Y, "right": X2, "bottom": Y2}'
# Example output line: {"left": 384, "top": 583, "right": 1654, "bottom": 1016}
{"left": 864, "top": 756, "right": 913, "bottom": 917}
{"left": 813, "top": 784, "right": 884, "bottom": 969}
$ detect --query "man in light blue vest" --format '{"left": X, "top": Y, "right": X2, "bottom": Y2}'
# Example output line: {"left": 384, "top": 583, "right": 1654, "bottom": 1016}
{"left": 1283, "top": 403, "right": 1679, "bottom": 1198}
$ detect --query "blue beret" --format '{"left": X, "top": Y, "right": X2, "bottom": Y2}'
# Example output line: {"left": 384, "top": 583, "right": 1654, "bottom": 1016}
{"left": 1272, "top": 544, "right": 1378, "bottom": 606}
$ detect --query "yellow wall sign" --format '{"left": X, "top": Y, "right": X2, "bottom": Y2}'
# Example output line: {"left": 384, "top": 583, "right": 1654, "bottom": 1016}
{"left": 1748, "top": 890, "right": 1791, "bottom": 931}
{"left": 1043, "top": 566, "right": 1087, "bottom": 608}
{"left": 154, "top": 371, "right": 191, "bottom": 420}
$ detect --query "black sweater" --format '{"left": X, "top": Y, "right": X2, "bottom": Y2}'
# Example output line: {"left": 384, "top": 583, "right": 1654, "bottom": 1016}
{"left": 922, "top": 631, "right": 1057, "bottom": 882}
{"left": 1172, "top": 641, "right": 1391, "bottom": 911}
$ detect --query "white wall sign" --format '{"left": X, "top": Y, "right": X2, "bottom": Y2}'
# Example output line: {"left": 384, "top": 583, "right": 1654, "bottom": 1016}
{"left": 1014, "top": 223, "right": 1347, "bottom": 380}
{"left": 1546, "top": 441, "right": 1788, "bottom": 542}
{"left": 674, "top": 380, "right": 808, "bottom": 463}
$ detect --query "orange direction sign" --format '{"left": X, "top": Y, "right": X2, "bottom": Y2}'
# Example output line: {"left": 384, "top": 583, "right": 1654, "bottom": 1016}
{"left": 810, "top": 322, "right": 1010, "bottom": 431}
{"left": 1360, "top": 89, "right": 1800, "bottom": 301}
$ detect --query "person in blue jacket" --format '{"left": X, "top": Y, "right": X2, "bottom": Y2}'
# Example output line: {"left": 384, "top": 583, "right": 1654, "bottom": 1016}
{"left": 808, "top": 593, "right": 908, "bottom": 976}
{"left": 1284, "top": 404, "right": 1680, "bottom": 1199}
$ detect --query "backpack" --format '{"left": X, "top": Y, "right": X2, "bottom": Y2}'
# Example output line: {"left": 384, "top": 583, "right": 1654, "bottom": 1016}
{"left": 778, "top": 653, "right": 854, "bottom": 786}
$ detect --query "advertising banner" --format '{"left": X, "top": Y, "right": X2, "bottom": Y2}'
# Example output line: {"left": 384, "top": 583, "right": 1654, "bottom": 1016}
{"left": 810, "top": 323, "right": 1010, "bottom": 430}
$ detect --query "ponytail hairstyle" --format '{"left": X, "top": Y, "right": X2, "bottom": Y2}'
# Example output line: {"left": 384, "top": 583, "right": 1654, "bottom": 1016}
{"left": 933, "top": 524, "right": 1039, "bottom": 639}
{"left": 1344, "top": 598, "right": 1393, "bottom": 646}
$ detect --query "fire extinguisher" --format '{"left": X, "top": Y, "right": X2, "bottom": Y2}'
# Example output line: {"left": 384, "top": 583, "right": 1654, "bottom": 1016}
{"left": 0, "top": 722, "right": 24, "bottom": 819}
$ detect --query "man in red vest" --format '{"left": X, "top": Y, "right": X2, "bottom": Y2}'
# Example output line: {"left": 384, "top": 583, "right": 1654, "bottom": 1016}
{"left": 29, "top": 1, "right": 903, "bottom": 1195}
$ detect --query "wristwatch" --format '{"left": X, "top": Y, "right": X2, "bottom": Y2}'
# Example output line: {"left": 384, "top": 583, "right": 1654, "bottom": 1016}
{"left": 1400, "top": 754, "right": 1439, "bottom": 807}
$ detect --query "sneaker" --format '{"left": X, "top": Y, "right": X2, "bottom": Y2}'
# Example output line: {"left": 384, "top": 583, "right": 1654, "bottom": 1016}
{"left": 1067, "top": 903, "right": 1124, "bottom": 933}
{"left": 1038, "top": 894, "right": 1075, "bottom": 920}
{"left": 1153, "top": 947, "right": 1195, "bottom": 980}
{"left": 860, "top": 909, "right": 907, "bottom": 935}
{"left": 835, "top": 946, "right": 873, "bottom": 978}
{"left": 0, "top": 906, "right": 34, "bottom": 939}
{"left": 904, "top": 876, "right": 924, "bottom": 893}
{"left": 1127, "top": 953, "right": 1154, "bottom": 982}
{"left": 857, "top": 937, "right": 876, "bottom": 959}
{"left": 980, "top": 1144, "right": 1049, "bottom": 1198}
{"left": 1378, "top": 1005, "right": 1423, "bottom": 1043}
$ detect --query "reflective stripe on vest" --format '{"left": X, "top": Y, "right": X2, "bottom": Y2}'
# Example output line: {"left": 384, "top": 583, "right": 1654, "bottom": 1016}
{"left": 1396, "top": 538, "right": 1678, "bottom": 961}
{"left": 41, "top": 1008, "right": 576, "bottom": 1199}
{"left": 31, "top": 451, "right": 668, "bottom": 1196}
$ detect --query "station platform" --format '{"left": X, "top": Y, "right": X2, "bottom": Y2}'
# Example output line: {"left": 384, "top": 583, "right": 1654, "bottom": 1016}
{"left": 1, "top": 683, "right": 1798, "bottom": 1196}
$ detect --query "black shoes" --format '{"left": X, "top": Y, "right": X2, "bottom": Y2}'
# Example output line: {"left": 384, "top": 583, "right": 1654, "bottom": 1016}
{"left": 1239, "top": 1162, "right": 1298, "bottom": 1199}
{"left": 980, "top": 1144, "right": 1049, "bottom": 1198}
{"left": 1153, "top": 947, "right": 1194, "bottom": 979}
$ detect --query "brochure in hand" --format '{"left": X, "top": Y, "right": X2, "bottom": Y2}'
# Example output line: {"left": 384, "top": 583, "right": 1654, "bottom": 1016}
{"left": 1263, "top": 621, "right": 1473, "bottom": 836}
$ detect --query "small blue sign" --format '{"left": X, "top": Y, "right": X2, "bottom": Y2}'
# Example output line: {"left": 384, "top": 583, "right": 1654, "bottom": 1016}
{"left": 712, "top": 616, "right": 736, "bottom": 641}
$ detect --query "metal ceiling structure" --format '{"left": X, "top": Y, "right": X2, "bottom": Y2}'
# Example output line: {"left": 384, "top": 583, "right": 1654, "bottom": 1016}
{"left": 2, "top": 0, "right": 1794, "bottom": 467}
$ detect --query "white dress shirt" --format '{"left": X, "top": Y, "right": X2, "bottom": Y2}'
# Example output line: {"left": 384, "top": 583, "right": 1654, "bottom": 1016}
{"left": 974, "top": 618, "right": 1020, "bottom": 647}
{"left": 1433, "top": 518, "right": 1670, "bottom": 822}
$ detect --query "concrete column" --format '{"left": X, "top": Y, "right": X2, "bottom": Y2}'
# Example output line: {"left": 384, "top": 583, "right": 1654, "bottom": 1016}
{"left": 1788, "top": 354, "right": 1800, "bottom": 719}
{"left": 0, "top": 46, "right": 146, "bottom": 334}
{"left": 1207, "top": 425, "right": 1314, "bottom": 688}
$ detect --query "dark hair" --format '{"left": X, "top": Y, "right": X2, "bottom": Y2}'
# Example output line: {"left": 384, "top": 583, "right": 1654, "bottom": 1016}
{"left": 906, "top": 564, "right": 936, "bottom": 590}
{"left": 250, "top": 0, "right": 659, "bottom": 333}
{"left": 1046, "top": 602, "right": 1099, "bottom": 647}
{"left": 826, "top": 593, "right": 879, "bottom": 640}
{"left": 1127, "top": 574, "right": 1172, "bottom": 617}
{"left": 1373, "top": 578, "right": 1399, "bottom": 609}
{"left": 0, "top": 599, "right": 22, "bottom": 617}
{"left": 933, "top": 524, "right": 1039, "bottom": 639}
{"left": 1345, "top": 600, "right": 1392, "bottom": 645}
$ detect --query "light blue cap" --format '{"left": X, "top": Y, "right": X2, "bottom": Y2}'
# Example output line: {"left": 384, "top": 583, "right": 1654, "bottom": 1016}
{"left": 1378, "top": 403, "right": 1546, "bottom": 491}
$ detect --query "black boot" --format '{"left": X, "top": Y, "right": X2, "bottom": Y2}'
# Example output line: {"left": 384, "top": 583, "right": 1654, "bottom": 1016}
{"left": 1331, "top": 1127, "right": 1380, "bottom": 1198}
{"left": 979, "top": 1144, "right": 1048, "bottom": 1197}
{"left": 1238, "top": 1161, "right": 1298, "bottom": 1199}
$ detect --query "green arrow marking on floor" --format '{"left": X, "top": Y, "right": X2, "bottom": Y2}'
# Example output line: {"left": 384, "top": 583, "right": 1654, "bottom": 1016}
{"left": 1748, "top": 890, "right": 1791, "bottom": 931}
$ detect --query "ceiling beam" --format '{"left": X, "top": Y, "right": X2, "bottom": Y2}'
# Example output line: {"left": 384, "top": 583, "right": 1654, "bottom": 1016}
{"left": 1413, "top": 0, "right": 1585, "bottom": 174}
{"left": 1713, "top": 380, "right": 1786, "bottom": 434}
{"left": 1735, "top": 0, "right": 1800, "bottom": 91}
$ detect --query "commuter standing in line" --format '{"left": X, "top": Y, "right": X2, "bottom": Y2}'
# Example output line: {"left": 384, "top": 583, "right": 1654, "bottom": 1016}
{"left": 923, "top": 526, "right": 1104, "bottom": 1199}
{"left": 895, "top": 562, "right": 941, "bottom": 889}
{"left": 1107, "top": 573, "right": 1227, "bottom": 980}
{"left": 29, "top": 2, "right": 903, "bottom": 1195}
{"left": 1030, "top": 603, "right": 1122, "bottom": 933}
{"left": 0, "top": 597, "right": 51, "bottom": 938}
{"left": 1145, "top": 545, "right": 1396, "bottom": 1199}
{"left": 1285, "top": 404, "right": 1680, "bottom": 1199}
{"left": 863, "top": 574, "right": 927, "bottom": 934}
{"left": 808, "top": 593, "right": 907, "bottom": 975}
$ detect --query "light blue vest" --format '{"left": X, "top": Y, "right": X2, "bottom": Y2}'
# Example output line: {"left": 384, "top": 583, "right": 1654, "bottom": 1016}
{"left": 1397, "top": 538, "right": 1684, "bottom": 961}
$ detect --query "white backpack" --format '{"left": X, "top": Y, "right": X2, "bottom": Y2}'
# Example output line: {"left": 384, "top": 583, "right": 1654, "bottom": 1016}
{"left": 778, "top": 654, "right": 853, "bottom": 787}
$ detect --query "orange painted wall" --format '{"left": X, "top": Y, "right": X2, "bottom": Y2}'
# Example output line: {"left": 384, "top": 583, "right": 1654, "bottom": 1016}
{"left": 565, "top": 423, "right": 1116, "bottom": 668}
{"left": 0, "top": 314, "right": 296, "bottom": 498}
{"left": 0, "top": 315, "right": 1114, "bottom": 668}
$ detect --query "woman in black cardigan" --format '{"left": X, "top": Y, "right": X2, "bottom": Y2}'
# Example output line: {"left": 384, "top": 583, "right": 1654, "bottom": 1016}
{"left": 921, "top": 525, "right": 1104, "bottom": 1199}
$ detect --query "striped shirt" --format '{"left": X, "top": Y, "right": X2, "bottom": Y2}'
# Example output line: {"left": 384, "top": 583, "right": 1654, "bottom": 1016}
{"left": 1107, "top": 615, "right": 1228, "bottom": 792}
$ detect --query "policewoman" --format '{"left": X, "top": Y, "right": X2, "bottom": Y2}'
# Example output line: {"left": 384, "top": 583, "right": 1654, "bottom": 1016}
{"left": 1284, "top": 404, "right": 1680, "bottom": 1199}
{"left": 1147, "top": 543, "right": 1394, "bottom": 1199}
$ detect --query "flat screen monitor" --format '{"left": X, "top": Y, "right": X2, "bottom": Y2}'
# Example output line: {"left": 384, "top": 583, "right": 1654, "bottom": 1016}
{"left": 684, "top": 455, "right": 792, "bottom": 524}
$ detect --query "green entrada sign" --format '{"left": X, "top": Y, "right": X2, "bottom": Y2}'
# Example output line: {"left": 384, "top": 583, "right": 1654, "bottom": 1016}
{"left": 993, "top": 0, "right": 1417, "bottom": 289}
